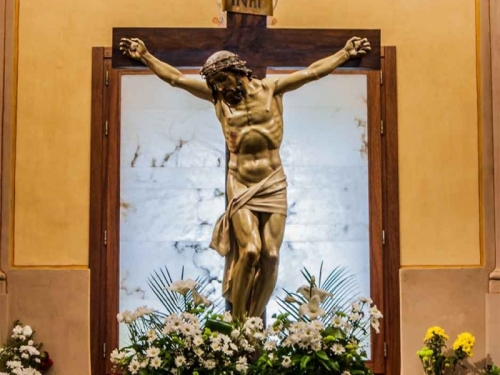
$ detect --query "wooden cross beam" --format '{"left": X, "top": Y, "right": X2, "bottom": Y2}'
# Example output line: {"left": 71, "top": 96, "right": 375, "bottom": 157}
{"left": 112, "top": 13, "right": 380, "bottom": 76}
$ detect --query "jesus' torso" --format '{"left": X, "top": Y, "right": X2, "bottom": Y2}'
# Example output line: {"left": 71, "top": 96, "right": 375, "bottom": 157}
{"left": 214, "top": 78, "right": 285, "bottom": 187}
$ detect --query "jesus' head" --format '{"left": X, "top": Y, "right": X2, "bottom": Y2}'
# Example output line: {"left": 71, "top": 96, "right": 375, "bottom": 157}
{"left": 200, "top": 51, "right": 253, "bottom": 106}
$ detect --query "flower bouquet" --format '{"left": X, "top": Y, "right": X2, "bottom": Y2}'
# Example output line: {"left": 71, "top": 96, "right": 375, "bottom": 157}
{"left": 0, "top": 321, "right": 53, "bottom": 375}
{"left": 112, "top": 266, "right": 382, "bottom": 375}
{"left": 417, "top": 326, "right": 475, "bottom": 374}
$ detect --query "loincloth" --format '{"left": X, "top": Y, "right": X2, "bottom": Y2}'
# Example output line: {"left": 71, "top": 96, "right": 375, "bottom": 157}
{"left": 209, "top": 166, "right": 288, "bottom": 300}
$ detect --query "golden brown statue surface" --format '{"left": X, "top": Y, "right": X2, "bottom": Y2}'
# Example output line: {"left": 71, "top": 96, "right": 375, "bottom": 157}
{"left": 120, "top": 37, "right": 370, "bottom": 321}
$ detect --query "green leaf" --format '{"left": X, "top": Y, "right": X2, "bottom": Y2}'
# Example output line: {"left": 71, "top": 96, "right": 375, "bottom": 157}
{"left": 330, "top": 361, "right": 340, "bottom": 372}
{"left": 300, "top": 356, "right": 311, "bottom": 370}
{"left": 205, "top": 319, "right": 233, "bottom": 335}
{"left": 323, "top": 327, "right": 346, "bottom": 339}
{"left": 315, "top": 351, "right": 329, "bottom": 361}
{"left": 318, "top": 357, "right": 332, "bottom": 371}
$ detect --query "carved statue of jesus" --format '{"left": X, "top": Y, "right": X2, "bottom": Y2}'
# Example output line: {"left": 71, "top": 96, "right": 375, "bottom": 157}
{"left": 120, "top": 37, "right": 370, "bottom": 320}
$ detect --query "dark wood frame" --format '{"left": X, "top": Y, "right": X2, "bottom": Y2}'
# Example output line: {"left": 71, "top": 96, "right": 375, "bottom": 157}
{"left": 89, "top": 47, "right": 400, "bottom": 375}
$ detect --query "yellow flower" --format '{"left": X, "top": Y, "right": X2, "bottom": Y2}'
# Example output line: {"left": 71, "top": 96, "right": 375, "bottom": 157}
{"left": 453, "top": 332, "right": 475, "bottom": 357}
{"left": 424, "top": 326, "right": 449, "bottom": 342}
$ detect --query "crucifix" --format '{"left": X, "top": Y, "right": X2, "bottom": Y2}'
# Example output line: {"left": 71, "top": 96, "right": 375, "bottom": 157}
{"left": 112, "top": 10, "right": 380, "bottom": 321}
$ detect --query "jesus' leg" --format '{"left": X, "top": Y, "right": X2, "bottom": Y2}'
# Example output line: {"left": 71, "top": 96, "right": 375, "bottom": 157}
{"left": 249, "top": 212, "right": 286, "bottom": 318}
{"left": 230, "top": 208, "right": 261, "bottom": 321}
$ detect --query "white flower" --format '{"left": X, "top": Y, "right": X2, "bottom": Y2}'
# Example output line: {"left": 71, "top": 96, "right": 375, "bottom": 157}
{"left": 296, "top": 285, "right": 333, "bottom": 302}
{"left": 370, "top": 305, "right": 383, "bottom": 319}
{"left": 12, "top": 325, "right": 23, "bottom": 335}
{"left": 6, "top": 361, "right": 22, "bottom": 369}
{"left": 174, "top": 355, "right": 186, "bottom": 367}
{"left": 298, "top": 295, "right": 325, "bottom": 320}
{"left": 193, "top": 289, "right": 212, "bottom": 307}
{"left": 351, "top": 302, "right": 362, "bottom": 312}
{"left": 22, "top": 326, "right": 33, "bottom": 337}
{"left": 20, "top": 345, "right": 40, "bottom": 356}
{"left": 133, "top": 305, "right": 154, "bottom": 319}
{"left": 110, "top": 349, "right": 125, "bottom": 363}
{"left": 243, "top": 317, "right": 263, "bottom": 331}
{"left": 253, "top": 332, "right": 266, "bottom": 341}
{"left": 150, "top": 356, "right": 162, "bottom": 369}
{"left": 342, "top": 371, "right": 351, "bottom": 375}
{"left": 348, "top": 312, "right": 362, "bottom": 322}
{"left": 264, "top": 340, "right": 277, "bottom": 351}
{"left": 231, "top": 329, "right": 240, "bottom": 339}
{"left": 193, "top": 335, "right": 204, "bottom": 346}
{"left": 128, "top": 359, "right": 140, "bottom": 374}
{"left": 282, "top": 356, "right": 292, "bottom": 368}
{"left": 211, "top": 340, "right": 222, "bottom": 351}
{"left": 146, "top": 329, "right": 157, "bottom": 342}
{"left": 332, "top": 315, "right": 345, "bottom": 328}
{"left": 181, "top": 312, "right": 200, "bottom": 325}
{"left": 331, "top": 343, "right": 346, "bottom": 355}
{"left": 235, "top": 356, "right": 248, "bottom": 373}
{"left": 311, "top": 320, "right": 324, "bottom": 330}
{"left": 222, "top": 344, "right": 233, "bottom": 356}
{"left": 21, "top": 353, "right": 29, "bottom": 359}
{"left": 358, "top": 296, "right": 373, "bottom": 304}
{"left": 222, "top": 311, "right": 233, "bottom": 322}
{"left": 166, "top": 279, "right": 198, "bottom": 296}
{"left": 117, "top": 310, "right": 135, "bottom": 324}
{"left": 203, "top": 359, "right": 216, "bottom": 369}
{"left": 146, "top": 347, "right": 160, "bottom": 358}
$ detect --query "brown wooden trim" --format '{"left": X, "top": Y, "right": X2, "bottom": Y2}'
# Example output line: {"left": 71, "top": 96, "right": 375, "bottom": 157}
{"left": 0, "top": 0, "right": 6, "bottom": 277}
{"left": 381, "top": 46, "right": 401, "bottom": 375}
{"left": 367, "top": 70, "right": 385, "bottom": 374}
{"left": 226, "top": 12, "right": 267, "bottom": 28}
{"left": 89, "top": 47, "right": 106, "bottom": 375}
{"left": 105, "top": 61, "right": 121, "bottom": 375}
{"left": 112, "top": 28, "right": 381, "bottom": 70}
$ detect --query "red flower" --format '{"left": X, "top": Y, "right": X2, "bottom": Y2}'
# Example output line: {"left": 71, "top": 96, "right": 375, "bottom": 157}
{"left": 40, "top": 351, "right": 54, "bottom": 371}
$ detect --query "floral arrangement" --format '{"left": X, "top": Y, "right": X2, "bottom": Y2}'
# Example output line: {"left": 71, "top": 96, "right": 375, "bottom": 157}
{"left": 416, "top": 326, "right": 475, "bottom": 374}
{"left": 111, "top": 267, "right": 382, "bottom": 375}
{"left": 0, "top": 321, "right": 53, "bottom": 375}
{"left": 484, "top": 364, "right": 500, "bottom": 375}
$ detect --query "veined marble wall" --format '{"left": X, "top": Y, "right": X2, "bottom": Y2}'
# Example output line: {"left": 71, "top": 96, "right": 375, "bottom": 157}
{"left": 119, "top": 73, "right": 369, "bottom": 344}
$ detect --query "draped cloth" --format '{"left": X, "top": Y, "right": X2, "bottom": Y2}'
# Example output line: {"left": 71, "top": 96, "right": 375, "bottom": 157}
{"left": 209, "top": 166, "right": 288, "bottom": 300}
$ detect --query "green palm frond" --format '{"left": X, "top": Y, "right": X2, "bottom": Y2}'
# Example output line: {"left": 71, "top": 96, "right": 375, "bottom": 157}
{"left": 277, "top": 263, "right": 361, "bottom": 323}
{"left": 147, "top": 265, "right": 225, "bottom": 318}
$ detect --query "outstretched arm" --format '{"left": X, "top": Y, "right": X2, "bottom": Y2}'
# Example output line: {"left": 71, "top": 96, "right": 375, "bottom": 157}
{"left": 273, "top": 37, "right": 371, "bottom": 95}
{"left": 120, "top": 38, "right": 212, "bottom": 102}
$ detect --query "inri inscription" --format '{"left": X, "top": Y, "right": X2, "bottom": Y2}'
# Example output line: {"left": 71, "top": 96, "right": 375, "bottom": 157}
{"left": 223, "top": 0, "right": 273, "bottom": 16}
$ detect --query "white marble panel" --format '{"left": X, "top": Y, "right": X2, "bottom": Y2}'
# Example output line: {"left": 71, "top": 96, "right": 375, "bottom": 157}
{"left": 119, "top": 73, "right": 370, "bottom": 347}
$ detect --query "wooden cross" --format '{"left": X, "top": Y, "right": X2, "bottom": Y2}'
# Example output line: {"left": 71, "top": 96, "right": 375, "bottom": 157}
{"left": 112, "top": 12, "right": 380, "bottom": 77}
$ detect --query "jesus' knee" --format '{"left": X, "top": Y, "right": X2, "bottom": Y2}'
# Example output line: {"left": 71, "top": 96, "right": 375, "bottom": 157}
{"left": 262, "top": 247, "right": 279, "bottom": 270}
{"left": 241, "top": 244, "right": 260, "bottom": 268}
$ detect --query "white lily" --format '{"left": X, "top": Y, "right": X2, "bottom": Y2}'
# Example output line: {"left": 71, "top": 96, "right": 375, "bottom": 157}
{"left": 165, "top": 279, "right": 198, "bottom": 296}
{"left": 193, "top": 289, "right": 212, "bottom": 307}
{"left": 298, "top": 295, "right": 325, "bottom": 320}
{"left": 296, "top": 285, "right": 333, "bottom": 302}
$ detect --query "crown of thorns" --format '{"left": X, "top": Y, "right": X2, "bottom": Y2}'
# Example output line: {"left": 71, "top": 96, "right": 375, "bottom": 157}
{"left": 200, "top": 54, "right": 248, "bottom": 79}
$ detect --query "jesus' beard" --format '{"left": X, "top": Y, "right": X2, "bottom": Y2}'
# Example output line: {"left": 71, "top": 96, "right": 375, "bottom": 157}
{"left": 222, "top": 85, "right": 246, "bottom": 106}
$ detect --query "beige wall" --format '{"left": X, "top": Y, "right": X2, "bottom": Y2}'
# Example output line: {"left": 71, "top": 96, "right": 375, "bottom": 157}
{"left": 13, "top": 0, "right": 480, "bottom": 267}
{"left": 1, "top": 0, "right": 496, "bottom": 374}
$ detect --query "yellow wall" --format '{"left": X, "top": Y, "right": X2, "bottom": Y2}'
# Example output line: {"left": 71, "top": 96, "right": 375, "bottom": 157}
{"left": 14, "top": 0, "right": 479, "bottom": 266}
